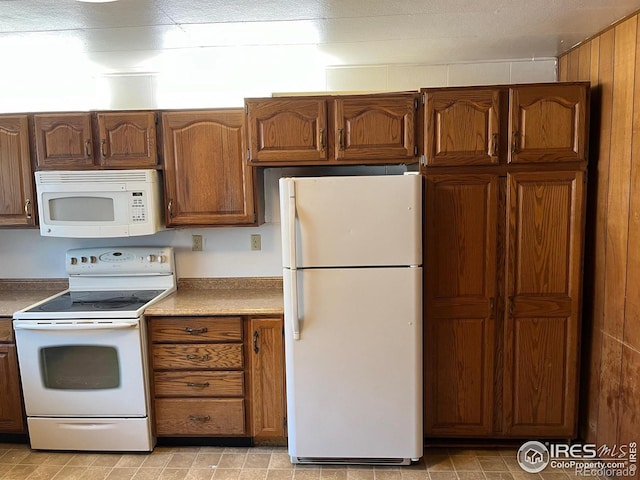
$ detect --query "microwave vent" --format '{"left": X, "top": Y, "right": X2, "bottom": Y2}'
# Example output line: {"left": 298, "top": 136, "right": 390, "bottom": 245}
{"left": 36, "top": 170, "right": 156, "bottom": 184}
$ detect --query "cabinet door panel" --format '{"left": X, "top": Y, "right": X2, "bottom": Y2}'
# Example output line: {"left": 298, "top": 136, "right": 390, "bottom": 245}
{"left": 0, "top": 345, "right": 26, "bottom": 433}
{"left": 334, "top": 95, "right": 416, "bottom": 162}
{"left": 424, "top": 174, "right": 498, "bottom": 436}
{"left": 246, "top": 98, "right": 327, "bottom": 163}
{"left": 155, "top": 398, "right": 245, "bottom": 435}
{"left": 33, "top": 113, "right": 94, "bottom": 168}
{"left": 509, "top": 84, "right": 587, "bottom": 164}
{"left": 424, "top": 89, "right": 500, "bottom": 166}
{"left": 0, "top": 115, "right": 36, "bottom": 226}
{"left": 97, "top": 112, "right": 157, "bottom": 167}
{"left": 162, "top": 110, "right": 258, "bottom": 226}
{"left": 249, "top": 317, "right": 285, "bottom": 439}
{"left": 504, "top": 171, "right": 584, "bottom": 437}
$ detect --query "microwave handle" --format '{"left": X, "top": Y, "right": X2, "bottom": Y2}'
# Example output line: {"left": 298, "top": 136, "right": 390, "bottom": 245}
{"left": 37, "top": 183, "right": 128, "bottom": 193}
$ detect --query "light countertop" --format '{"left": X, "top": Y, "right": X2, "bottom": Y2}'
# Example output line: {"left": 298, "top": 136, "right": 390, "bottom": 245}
{"left": 144, "top": 277, "right": 284, "bottom": 317}
{"left": 0, "top": 279, "right": 68, "bottom": 317}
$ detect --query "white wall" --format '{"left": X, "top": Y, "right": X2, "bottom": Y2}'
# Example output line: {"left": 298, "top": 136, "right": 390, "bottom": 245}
{"left": 0, "top": 46, "right": 556, "bottom": 280}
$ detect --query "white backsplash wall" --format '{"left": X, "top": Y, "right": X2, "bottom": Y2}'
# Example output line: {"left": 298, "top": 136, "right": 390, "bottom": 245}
{"left": 0, "top": 44, "right": 556, "bottom": 279}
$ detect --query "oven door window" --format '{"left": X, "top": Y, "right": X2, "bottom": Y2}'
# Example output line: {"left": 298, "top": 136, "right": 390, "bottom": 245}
{"left": 40, "top": 345, "right": 120, "bottom": 390}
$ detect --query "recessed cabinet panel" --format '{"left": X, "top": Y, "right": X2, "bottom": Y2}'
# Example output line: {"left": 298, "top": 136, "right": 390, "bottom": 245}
{"left": 509, "top": 84, "right": 587, "bottom": 163}
{"left": 0, "top": 115, "right": 36, "bottom": 226}
{"left": 424, "top": 89, "right": 500, "bottom": 166}
{"left": 162, "top": 110, "right": 259, "bottom": 226}
{"left": 424, "top": 174, "right": 498, "bottom": 436}
{"left": 334, "top": 95, "right": 416, "bottom": 161}
{"left": 245, "top": 98, "right": 328, "bottom": 163}
{"left": 34, "top": 113, "right": 94, "bottom": 168}
{"left": 96, "top": 112, "right": 158, "bottom": 167}
{"left": 503, "top": 171, "right": 584, "bottom": 437}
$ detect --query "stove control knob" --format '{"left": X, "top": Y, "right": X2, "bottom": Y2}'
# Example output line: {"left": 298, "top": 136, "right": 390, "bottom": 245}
{"left": 147, "top": 255, "right": 157, "bottom": 263}
{"left": 70, "top": 257, "right": 78, "bottom": 265}
{"left": 90, "top": 256, "right": 97, "bottom": 263}
{"left": 157, "top": 255, "right": 166, "bottom": 263}
{"left": 81, "top": 256, "right": 88, "bottom": 263}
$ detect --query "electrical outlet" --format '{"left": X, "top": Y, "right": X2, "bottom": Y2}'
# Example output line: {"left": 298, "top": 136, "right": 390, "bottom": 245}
{"left": 192, "top": 234, "right": 203, "bottom": 251}
{"left": 250, "top": 234, "right": 261, "bottom": 251}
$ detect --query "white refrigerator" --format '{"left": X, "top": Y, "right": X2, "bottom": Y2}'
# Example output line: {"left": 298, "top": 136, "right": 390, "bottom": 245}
{"left": 279, "top": 174, "right": 423, "bottom": 465}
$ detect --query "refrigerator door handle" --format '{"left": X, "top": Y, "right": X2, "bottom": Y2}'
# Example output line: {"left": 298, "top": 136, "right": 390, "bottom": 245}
{"left": 288, "top": 181, "right": 301, "bottom": 340}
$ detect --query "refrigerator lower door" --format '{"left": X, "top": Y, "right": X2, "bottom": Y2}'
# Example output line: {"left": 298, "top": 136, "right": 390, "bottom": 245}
{"left": 283, "top": 267, "right": 423, "bottom": 464}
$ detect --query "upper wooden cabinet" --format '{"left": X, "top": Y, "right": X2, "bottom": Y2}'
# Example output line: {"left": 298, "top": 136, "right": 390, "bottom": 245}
{"left": 0, "top": 115, "right": 36, "bottom": 227}
{"left": 33, "top": 111, "right": 158, "bottom": 169}
{"left": 424, "top": 89, "right": 500, "bottom": 166}
{"left": 245, "top": 93, "right": 418, "bottom": 166}
{"left": 245, "top": 97, "right": 327, "bottom": 163}
{"left": 161, "top": 109, "right": 262, "bottom": 227}
{"left": 421, "top": 83, "right": 588, "bottom": 168}
{"left": 509, "top": 84, "right": 587, "bottom": 164}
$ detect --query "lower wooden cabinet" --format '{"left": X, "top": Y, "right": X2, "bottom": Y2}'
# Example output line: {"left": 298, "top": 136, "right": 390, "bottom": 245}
{"left": 0, "top": 319, "right": 26, "bottom": 434}
{"left": 148, "top": 315, "right": 285, "bottom": 441}
{"left": 249, "top": 317, "right": 285, "bottom": 439}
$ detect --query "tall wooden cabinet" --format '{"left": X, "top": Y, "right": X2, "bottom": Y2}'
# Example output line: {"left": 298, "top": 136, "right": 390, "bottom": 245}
{"left": 422, "top": 82, "right": 588, "bottom": 438}
{"left": 0, "top": 115, "right": 36, "bottom": 227}
{"left": 161, "top": 109, "right": 263, "bottom": 227}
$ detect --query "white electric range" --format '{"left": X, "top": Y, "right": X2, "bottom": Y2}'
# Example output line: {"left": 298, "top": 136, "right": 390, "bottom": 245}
{"left": 13, "top": 246, "right": 176, "bottom": 452}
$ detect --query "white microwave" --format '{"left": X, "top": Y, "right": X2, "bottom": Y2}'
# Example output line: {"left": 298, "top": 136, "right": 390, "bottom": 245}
{"left": 35, "top": 169, "right": 164, "bottom": 238}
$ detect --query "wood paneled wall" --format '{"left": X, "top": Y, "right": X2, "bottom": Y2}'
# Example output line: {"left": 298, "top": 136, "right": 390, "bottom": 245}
{"left": 559, "top": 11, "right": 640, "bottom": 464}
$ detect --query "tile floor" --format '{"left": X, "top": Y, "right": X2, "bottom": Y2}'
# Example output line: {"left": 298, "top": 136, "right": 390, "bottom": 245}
{"left": 0, "top": 443, "right": 598, "bottom": 480}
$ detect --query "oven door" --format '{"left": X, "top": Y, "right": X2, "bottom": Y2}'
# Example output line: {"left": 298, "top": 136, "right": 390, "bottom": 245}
{"left": 13, "top": 318, "right": 148, "bottom": 417}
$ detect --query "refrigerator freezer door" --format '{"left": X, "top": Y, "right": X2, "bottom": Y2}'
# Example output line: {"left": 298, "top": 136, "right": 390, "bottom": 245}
{"left": 280, "top": 175, "right": 422, "bottom": 269}
{"left": 283, "top": 266, "right": 423, "bottom": 461}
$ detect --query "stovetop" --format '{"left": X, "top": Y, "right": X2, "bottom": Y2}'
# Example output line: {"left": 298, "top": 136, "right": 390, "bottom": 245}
{"left": 26, "top": 290, "right": 166, "bottom": 314}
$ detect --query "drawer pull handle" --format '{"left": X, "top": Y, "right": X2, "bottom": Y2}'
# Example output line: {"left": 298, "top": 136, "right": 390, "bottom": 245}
{"left": 188, "top": 415, "right": 211, "bottom": 423}
{"left": 187, "top": 382, "right": 210, "bottom": 389}
{"left": 253, "top": 330, "right": 259, "bottom": 354}
{"left": 186, "top": 354, "right": 210, "bottom": 361}
{"left": 185, "top": 327, "right": 208, "bottom": 335}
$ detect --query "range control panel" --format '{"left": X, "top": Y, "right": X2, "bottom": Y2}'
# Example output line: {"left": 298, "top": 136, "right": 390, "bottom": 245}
{"left": 66, "top": 247, "right": 175, "bottom": 276}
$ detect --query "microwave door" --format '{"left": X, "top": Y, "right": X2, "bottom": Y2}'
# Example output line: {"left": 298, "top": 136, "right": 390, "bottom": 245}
{"left": 39, "top": 191, "right": 130, "bottom": 238}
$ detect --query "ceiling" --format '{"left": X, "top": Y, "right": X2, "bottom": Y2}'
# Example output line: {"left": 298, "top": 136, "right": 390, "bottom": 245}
{"left": 1, "top": 0, "right": 639, "bottom": 66}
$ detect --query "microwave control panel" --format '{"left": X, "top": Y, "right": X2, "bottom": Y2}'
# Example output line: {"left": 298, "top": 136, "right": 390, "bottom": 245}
{"left": 130, "top": 192, "right": 147, "bottom": 223}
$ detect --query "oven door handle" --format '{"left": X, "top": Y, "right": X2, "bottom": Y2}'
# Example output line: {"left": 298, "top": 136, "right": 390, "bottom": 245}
{"left": 13, "top": 322, "right": 138, "bottom": 331}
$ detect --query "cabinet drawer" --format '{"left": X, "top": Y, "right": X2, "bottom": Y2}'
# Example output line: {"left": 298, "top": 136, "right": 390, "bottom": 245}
{"left": 150, "top": 317, "right": 243, "bottom": 343}
{"left": 154, "top": 371, "right": 244, "bottom": 397}
{"left": 155, "top": 398, "right": 245, "bottom": 436}
{"left": 153, "top": 344, "right": 243, "bottom": 369}
{"left": 0, "top": 319, "right": 13, "bottom": 342}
